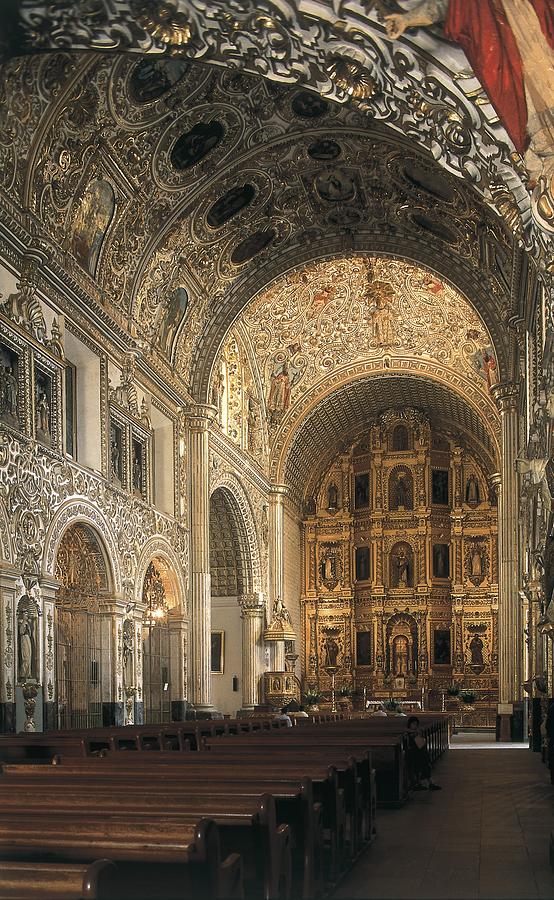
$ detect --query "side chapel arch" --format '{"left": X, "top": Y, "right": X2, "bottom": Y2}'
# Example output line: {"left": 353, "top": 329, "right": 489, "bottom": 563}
{"left": 42, "top": 500, "right": 122, "bottom": 593}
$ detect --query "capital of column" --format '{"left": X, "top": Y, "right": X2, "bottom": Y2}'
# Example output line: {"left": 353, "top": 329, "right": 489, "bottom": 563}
{"left": 269, "top": 484, "right": 289, "bottom": 500}
{"left": 490, "top": 381, "right": 520, "bottom": 413}
{"left": 186, "top": 403, "right": 218, "bottom": 431}
{"left": 489, "top": 472, "right": 502, "bottom": 495}
{"left": 238, "top": 592, "right": 265, "bottom": 615}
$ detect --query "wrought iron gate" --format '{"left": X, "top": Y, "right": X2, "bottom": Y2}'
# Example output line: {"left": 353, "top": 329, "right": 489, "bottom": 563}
{"left": 55, "top": 607, "right": 111, "bottom": 730}
{"left": 143, "top": 622, "right": 171, "bottom": 724}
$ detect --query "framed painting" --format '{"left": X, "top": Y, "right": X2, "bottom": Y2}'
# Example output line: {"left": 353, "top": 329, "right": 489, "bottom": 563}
{"left": 211, "top": 630, "right": 224, "bottom": 674}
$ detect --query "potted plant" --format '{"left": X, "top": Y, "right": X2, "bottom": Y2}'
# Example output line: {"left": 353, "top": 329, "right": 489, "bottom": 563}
{"left": 303, "top": 689, "right": 321, "bottom": 712}
{"left": 446, "top": 682, "right": 460, "bottom": 697}
{"left": 338, "top": 684, "right": 354, "bottom": 710}
{"left": 460, "top": 690, "right": 476, "bottom": 706}
{"left": 383, "top": 698, "right": 401, "bottom": 715}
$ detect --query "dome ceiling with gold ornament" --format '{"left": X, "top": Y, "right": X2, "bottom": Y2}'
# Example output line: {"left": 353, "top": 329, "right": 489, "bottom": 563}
{"left": 0, "top": 46, "right": 527, "bottom": 406}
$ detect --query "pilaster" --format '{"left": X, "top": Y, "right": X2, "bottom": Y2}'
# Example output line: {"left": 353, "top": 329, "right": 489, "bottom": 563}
{"left": 269, "top": 484, "right": 288, "bottom": 671}
{"left": 239, "top": 593, "right": 265, "bottom": 709}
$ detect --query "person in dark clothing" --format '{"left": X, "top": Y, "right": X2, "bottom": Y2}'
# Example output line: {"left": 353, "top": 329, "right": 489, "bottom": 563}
{"left": 406, "top": 716, "right": 442, "bottom": 791}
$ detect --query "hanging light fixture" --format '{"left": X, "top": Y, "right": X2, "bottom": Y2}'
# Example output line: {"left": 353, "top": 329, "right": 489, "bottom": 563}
{"left": 143, "top": 563, "right": 168, "bottom": 627}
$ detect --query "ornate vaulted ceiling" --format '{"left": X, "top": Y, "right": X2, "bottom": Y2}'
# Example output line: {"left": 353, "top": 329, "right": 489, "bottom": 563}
{"left": 282, "top": 374, "right": 499, "bottom": 503}
{"left": 0, "top": 49, "right": 521, "bottom": 403}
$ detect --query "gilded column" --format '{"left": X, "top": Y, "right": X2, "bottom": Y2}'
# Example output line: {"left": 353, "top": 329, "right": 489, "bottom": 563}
{"left": 239, "top": 593, "right": 265, "bottom": 709}
{"left": 491, "top": 383, "right": 521, "bottom": 710}
{"left": 269, "top": 484, "right": 288, "bottom": 671}
{"left": 188, "top": 405, "right": 217, "bottom": 710}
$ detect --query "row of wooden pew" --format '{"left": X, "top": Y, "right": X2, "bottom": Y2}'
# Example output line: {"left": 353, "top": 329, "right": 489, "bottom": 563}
{"left": 0, "top": 713, "right": 448, "bottom": 899}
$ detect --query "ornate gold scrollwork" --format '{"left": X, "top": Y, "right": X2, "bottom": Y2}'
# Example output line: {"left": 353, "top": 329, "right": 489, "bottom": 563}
{"left": 327, "top": 57, "right": 376, "bottom": 100}
{"left": 133, "top": 2, "right": 193, "bottom": 52}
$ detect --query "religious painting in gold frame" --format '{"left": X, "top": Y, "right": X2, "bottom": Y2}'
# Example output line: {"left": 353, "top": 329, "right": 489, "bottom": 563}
{"left": 211, "top": 630, "right": 224, "bottom": 674}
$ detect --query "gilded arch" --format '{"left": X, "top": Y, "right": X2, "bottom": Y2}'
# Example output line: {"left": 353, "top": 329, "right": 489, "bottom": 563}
{"left": 42, "top": 500, "right": 121, "bottom": 594}
{"left": 134, "top": 537, "right": 187, "bottom": 616}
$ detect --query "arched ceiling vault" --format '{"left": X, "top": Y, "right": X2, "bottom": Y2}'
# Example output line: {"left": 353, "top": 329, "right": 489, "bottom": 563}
{"left": 281, "top": 375, "right": 500, "bottom": 505}
{"left": 0, "top": 45, "right": 528, "bottom": 402}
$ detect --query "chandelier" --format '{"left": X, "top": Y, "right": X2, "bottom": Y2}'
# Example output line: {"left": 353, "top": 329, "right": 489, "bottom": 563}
{"left": 143, "top": 562, "right": 168, "bottom": 627}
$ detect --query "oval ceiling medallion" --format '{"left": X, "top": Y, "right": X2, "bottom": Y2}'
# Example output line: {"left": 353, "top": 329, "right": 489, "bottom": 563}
{"left": 411, "top": 212, "right": 457, "bottom": 243}
{"left": 403, "top": 161, "right": 456, "bottom": 203}
{"left": 129, "top": 58, "right": 189, "bottom": 104}
{"left": 315, "top": 169, "right": 356, "bottom": 203}
{"left": 231, "top": 229, "right": 275, "bottom": 265}
{"left": 171, "top": 121, "right": 224, "bottom": 170}
{"left": 291, "top": 90, "right": 329, "bottom": 118}
{"left": 308, "top": 139, "right": 342, "bottom": 161}
{"left": 207, "top": 183, "right": 256, "bottom": 229}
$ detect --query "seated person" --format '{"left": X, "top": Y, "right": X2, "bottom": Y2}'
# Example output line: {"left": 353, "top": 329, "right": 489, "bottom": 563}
{"left": 406, "top": 716, "right": 441, "bottom": 791}
{"left": 371, "top": 703, "right": 387, "bottom": 716}
{"left": 275, "top": 705, "right": 293, "bottom": 727}
{"left": 293, "top": 704, "right": 309, "bottom": 718}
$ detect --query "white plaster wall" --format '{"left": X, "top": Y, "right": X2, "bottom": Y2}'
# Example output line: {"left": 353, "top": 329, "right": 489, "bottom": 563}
{"left": 151, "top": 405, "right": 174, "bottom": 516}
{"left": 211, "top": 596, "right": 242, "bottom": 715}
{"left": 283, "top": 507, "right": 302, "bottom": 673}
{"left": 64, "top": 331, "right": 102, "bottom": 472}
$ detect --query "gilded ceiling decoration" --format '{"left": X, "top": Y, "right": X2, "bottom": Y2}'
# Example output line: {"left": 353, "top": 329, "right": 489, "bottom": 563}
{"left": 280, "top": 374, "right": 499, "bottom": 502}
{"left": 242, "top": 255, "right": 498, "bottom": 431}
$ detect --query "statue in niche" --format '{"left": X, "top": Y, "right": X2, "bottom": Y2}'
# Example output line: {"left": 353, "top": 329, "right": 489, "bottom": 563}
{"left": 1, "top": 366, "right": 17, "bottom": 419}
{"left": 371, "top": 287, "right": 395, "bottom": 347}
{"left": 323, "top": 634, "right": 340, "bottom": 668}
{"left": 17, "top": 600, "right": 37, "bottom": 682}
{"left": 392, "top": 425, "right": 409, "bottom": 451}
{"left": 36, "top": 391, "right": 50, "bottom": 435}
{"left": 123, "top": 619, "right": 134, "bottom": 686}
{"left": 132, "top": 448, "right": 142, "bottom": 496}
{"left": 327, "top": 483, "right": 338, "bottom": 511}
{"left": 469, "top": 634, "right": 484, "bottom": 668}
{"left": 465, "top": 474, "right": 480, "bottom": 504}
{"left": 393, "top": 635, "right": 409, "bottom": 676}
{"left": 393, "top": 547, "right": 411, "bottom": 588}
{"left": 320, "top": 555, "right": 337, "bottom": 583}
{"left": 395, "top": 474, "right": 409, "bottom": 509}
{"left": 211, "top": 367, "right": 225, "bottom": 423}
{"left": 470, "top": 548, "right": 484, "bottom": 578}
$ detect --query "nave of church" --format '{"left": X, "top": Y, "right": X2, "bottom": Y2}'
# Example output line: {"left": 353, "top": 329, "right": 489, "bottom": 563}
{"left": 1, "top": 1, "right": 554, "bottom": 897}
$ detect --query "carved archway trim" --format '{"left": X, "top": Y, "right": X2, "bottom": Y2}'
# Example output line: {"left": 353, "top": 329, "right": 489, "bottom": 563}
{"left": 209, "top": 472, "right": 262, "bottom": 595}
{"left": 0, "top": 498, "right": 14, "bottom": 564}
{"left": 135, "top": 536, "right": 188, "bottom": 616}
{"left": 42, "top": 499, "right": 121, "bottom": 593}
{"left": 273, "top": 361, "right": 501, "bottom": 488}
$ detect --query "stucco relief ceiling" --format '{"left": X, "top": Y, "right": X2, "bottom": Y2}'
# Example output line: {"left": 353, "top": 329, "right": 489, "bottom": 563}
{"left": 0, "top": 48, "right": 519, "bottom": 401}
{"left": 282, "top": 374, "right": 499, "bottom": 503}
{"left": 241, "top": 255, "right": 499, "bottom": 422}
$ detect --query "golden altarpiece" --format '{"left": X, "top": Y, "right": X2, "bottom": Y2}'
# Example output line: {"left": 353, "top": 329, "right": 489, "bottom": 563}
{"left": 301, "top": 408, "right": 499, "bottom": 725}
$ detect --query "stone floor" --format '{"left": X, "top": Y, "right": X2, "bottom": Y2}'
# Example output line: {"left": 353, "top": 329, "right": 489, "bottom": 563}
{"left": 332, "top": 733, "right": 554, "bottom": 899}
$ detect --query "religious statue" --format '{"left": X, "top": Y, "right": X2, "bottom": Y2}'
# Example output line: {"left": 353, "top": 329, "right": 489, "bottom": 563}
{"left": 470, "top": 548, "right": 484, "bottom": 578}
{"left": 394, "top": 548, "right": 410, "bottom": 587}
{"left": 122, "top": 619, "right": 134, "bottom": 686}
{"left": 36, "top": 391, "right": 50, "bottom": 434}
{"left": 17, "top": 607, "right": 36, "bottom": 681}
{"left": 327, "top": 482, "right": 338, "bottom": 511}
{"left": 1, "top": 365, "right": 17, "bottom": 419}
{"left": 465, "top": 473, "right": 480, "bottom": 504}
{"left": 247, "top": 396, "right": 260, "bottom": 453}
{"left": 211, "top": 367, "right": 225, "bottom": 421}
{"left": 384, "top": 1, "right": 554, "bottom": 232}
{"left": 434, "top": 544, "right": 448, "bottom": 578}
{"left": 393, "top": 635, "right": 409, "bottom": 676}
{"left": 323, "top": 634, "right": 340, "bottom": 667}
{"left": 272, "top": 597, "right": 292, "bottom": 627}
{"left": 469, "top": 634, "right": 484, "bottom": 667}
{"left": 111, "top": 439, "right": 121, "bottom": 481}
{"left": 267, "top": 362, "right": 291, "bottom": 417}
{"left": 132, "top": 452, "right": 142, "bottom": 494}
{"left": 371, "top": 289, "right": 395, "bottom": 347}
{"left": 395, "top": 474, "right": 407, "bottom": 508}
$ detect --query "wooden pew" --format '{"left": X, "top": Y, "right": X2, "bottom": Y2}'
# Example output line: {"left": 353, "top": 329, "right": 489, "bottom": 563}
{"left": 0, "top": 784, "right": 289, "bottom": 900}
{"left": 6, "top": 756, "right": 340, "bottom": 892}
{"left": 0, "top": 858, "right": 117, "bottom": 899}
{"left": 0, "top": 815, "right": 242, "bottom": 900}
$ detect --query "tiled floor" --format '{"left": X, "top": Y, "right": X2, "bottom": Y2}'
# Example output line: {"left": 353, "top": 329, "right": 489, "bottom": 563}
{"left": 333, "top": 733, "right": 554, "bottom": 899}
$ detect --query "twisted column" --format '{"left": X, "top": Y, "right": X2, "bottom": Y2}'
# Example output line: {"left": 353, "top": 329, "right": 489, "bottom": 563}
{"left": 239, "top": 594, "right": 265, "bottom": 709}
{"left": 491, "top": 383, "right": 521, "bottom": 707}
{"left": 188, "top": 405, "right": 216, "bottom": 709}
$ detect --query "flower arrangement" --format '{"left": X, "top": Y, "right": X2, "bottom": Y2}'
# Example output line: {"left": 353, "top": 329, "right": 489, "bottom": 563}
{"left": 460, "top": 690, "right": 476, "bottom": 705}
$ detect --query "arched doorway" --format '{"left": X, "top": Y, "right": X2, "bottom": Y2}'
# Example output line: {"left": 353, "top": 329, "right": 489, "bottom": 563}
{"left": 141, "top": 557, "right": 181, "bottom": 724}
{"left": 209, "top": 486, "right": 251, "bottom": 715}
{"left": 54, "top": 523, "right": 112, "bottom": 730}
